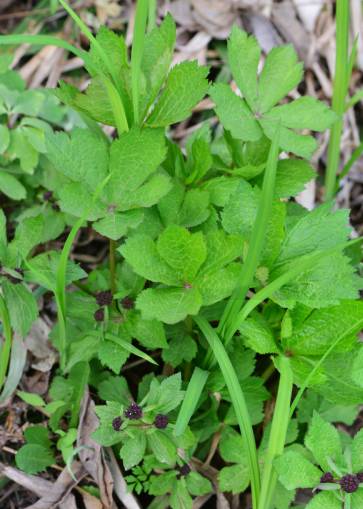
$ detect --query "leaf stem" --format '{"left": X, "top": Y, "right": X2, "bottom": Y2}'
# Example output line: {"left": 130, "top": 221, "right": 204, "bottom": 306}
{"left": 194, "top": 316, "right": 260, "bottom": 509}
{"left": 0, "top": 295, "right": 12, "bottom": 391}
{"left": 325, "top": 0, "right": 350, "bottom": 200}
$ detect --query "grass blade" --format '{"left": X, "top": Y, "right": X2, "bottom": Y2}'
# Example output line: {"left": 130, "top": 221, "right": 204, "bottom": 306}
{"left": 174, "top": 367, "right": 209, "bottom": 437}
{"left": 194, "top": 315, "right": 260, "bottom": 509}
{"left": 325, "top": 0, "right": 350, "bottom": 200}
{"left": 258, "top": 356, "right": 293, "bottom": 509}
{"left": 105, "top": 333, "right": 158, "bottom": 366}
{"left": 0, "top": 295, "right": 12, "bottom": 391}
{"left": 131, "top": 0, "right": 149, "bottom": 124}
{"left": 218, "top": 126, "right": 280, "bottom": 343}
{"left": 0, "top": 334, "right": 27, "bottom": 404}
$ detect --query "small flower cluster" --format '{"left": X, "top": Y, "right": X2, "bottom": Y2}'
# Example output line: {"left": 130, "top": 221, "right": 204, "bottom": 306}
{"left": 94, "top": 290, "right": 113, "bottom": 322}
{"left": 320, "top": 471, "right": 363, "bottom": 493}
{"left": 112, "top": 404, "right": 169, "bottom": 432}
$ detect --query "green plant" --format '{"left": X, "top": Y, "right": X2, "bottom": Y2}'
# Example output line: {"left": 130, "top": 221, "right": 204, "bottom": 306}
{"left": 0, "top": 2, "right": 362, "bottom": 509}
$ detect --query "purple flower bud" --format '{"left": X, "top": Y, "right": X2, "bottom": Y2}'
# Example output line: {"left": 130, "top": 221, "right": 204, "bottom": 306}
{"left": 52, "top": 203, "right": 60, "bottom": 211}
{"left": 112, "top": 416, "right": 122, "bottom": 431}
{"left": 43, "top": 191, "right": 53, "bottom": 201}
{"left": 320, "top": 472, "right": 334, "bottom": 483}
{"left": 340, "top": 474, "right": 359, "bottom": 493}
{"left": 94, "top": 308, "right": 105, "bottom": 322}
{"left": 121, "top": 296, "right": 135, "bottom": 310}
{"left": 154, "top": 414, "right": 169, "bottom": 429}
{"left": 178, "top": 464, "right": 191, "bottom": 477}
{"left": 124, "top": 403, "right": 143, "bottom": 420}
{"left": 356, "top": 472, "right": 363, "bottom": 483}
{"left": 96, "top": 290, "right": 113, "bottom": 307}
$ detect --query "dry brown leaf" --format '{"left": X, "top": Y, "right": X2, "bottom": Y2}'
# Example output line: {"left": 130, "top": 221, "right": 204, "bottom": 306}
{"left": 0, "top": 462, "right": 52, "bottom": 497}
{"left": 25, "top": 318, "right": 56, "bottom": 373}
{"left": 106, "top": 447, "right": 141, "bottom": 509}
{"left": 77, "top": 390, "right": 114, "bottom": 509}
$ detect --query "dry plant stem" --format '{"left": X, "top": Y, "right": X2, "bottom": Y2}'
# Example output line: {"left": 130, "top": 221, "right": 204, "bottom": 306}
{"left": 325, "top": 0, "right": 350, "bottom": 200}
{"left": 0, "top": 295, "right": 12, "bottom": 391}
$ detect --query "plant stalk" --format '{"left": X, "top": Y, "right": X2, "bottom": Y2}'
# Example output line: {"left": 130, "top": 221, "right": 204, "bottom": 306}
{"left": 131, "top": 0, "right": 149, "bottom": 124}
{"left": 325, "top": 0, "right": 350, "bottom": 200}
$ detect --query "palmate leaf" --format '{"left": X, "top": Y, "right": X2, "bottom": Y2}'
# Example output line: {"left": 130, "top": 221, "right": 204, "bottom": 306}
{"left": 274, "top": 450, "right": 321, "bottom": 490}
{"left": 305, "top": 412, "right": 343, "bottom": 471}
{"left": 212, "top": 26, "right": 335, "bottom": 158}
{"left": 305, "top": 492, "right": 342, "bottom": 509}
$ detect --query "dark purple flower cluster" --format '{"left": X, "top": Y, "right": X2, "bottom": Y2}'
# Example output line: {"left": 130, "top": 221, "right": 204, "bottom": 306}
{"left": 94, "top": 308, "right": 105, "bottom": 322}
{"left": 340, "top": 474, "right": 360, "bottom": 493}
{"left": 112, "top": 416, "right": 122, "bottom": 431}
{"left": 177, "top": 464, "right": 191, "bottom": 477}
{"left": 124, "top": 403, "right": 143, "bottom": 420}
{"left": 154, "top": 414, "right": 168, "bottom": 429}
{"left": 320, "top": 472, "right": 334, "bottom": 483}
{"left": 121, "top": 296, "right": 135, "bottom": 309}
{"left": 356, "top": 472, "right": 363, "bottom": 483}
{"left": 96, "top": 290, "right": 113, "bottom": 307}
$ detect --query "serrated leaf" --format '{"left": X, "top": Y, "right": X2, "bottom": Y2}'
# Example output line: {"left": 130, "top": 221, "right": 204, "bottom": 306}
{"left": 239, "top": 314, "right": 279, "bottom": 354}
{"left": 305, "top": 492, "right": 342, "bottom": 509}
{"left": 210, "top": 83, "right": 262, "bottom": 141}
{"left": 147, "top": 61, "right": 209, "bottom": 127}
{"left": 218, "top": 464, "right": 250, "bottom": 494}
{"left": 170, "top": 479, "right": 192, "bottom": 509}
{"left": 196, "top": 263, "right": 241, "bottom": 306}
{"left": 137, "top": 287, "right": 202, "bottom": 324}
{"left": 107, "top": 127, "right": 166, "bottom": 203}
{"left": 351, "top": 428, "right": 363, "bottom": 472}
{"left": 178, "top": 189, "right": 210, "bottom": 228}
{"left": 162, "top": 334, "right": 197, "bottom": 367}
{"left": 93, "top": 209, "right": 144, "bottom": 240}
{"left": 157, "top": 226, "right": 207, "bottom": 283}
{"left": 119, "top": 234, "right": 179, "bottom": 285}
{"left": 352, "top": 348, "right": 363, "bottom": 388}
{"left": 98, "top": 339, "right": 130, "bottom": 374}
{"left": 0, "top": 172, "right": 26, "bottom": 200}
{"left": 148, "top": 430, "right": 177, "bottom": 465}
{"left": 286, "top": 300, "right": 363, "bottom": 355}
{"left": 2, "top": 281, "right": 38, "bottom": 337}
{"left": 186, "top": 471, "right": 212, "bottom": 496}
{"left": 0, "top": 124, "right": 10, "bottom": 153}
{"left": 15, "top": 444, "right": 55, "bottom": 474}
{"left": 46, "top": 128, "right": 109, "bottom": 190}
{"left": 219, "top": 426, "right": 245, "bottom": 464}
{"left": 147, "top": 373, "right": 184, "bottom": 413}
{"left": 274, "top": 159, "right": 316, "bottom": 198}
{"left": 305, "top": 413, "right": 343, "bottom": 471}
{"left": 120, "top": 431, "right": 146, "bottom": 470}
{"left": 228, "top": 26, "right": 260, "bottom": 110}
{"left": 260, "top": 118, "right": 317, "bottom": 159}
{"left": 125, "top": 312, "right": 167, "bottom": 349}
{"left": 24, "top": 426, "right": 51, "bottom": 448}
{"left": 258, "top": 45, "right": 303, "bottom": 113}
{"left": 267, "top": 97, "right": 336, "bottom": 132}
{"left": 97, "top": 375, "right": 131, "bottom": 405}
{"left": 274, "top": 450, "right": 321, "bottom": 490}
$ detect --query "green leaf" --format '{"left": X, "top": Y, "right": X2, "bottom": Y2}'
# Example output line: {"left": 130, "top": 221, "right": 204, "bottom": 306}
{"left": 170, "top": 479, "right": 192, "bottom": 509}
{"left": 274, "top": 159, "right": 316, "bottom": 199}
{"left": 46, "top": 128, "right": 109, "bottom": 190}
{"left": 24, "top": 426, "right": 51, "bottom": 448}
{"left": 272, "top": 481, "right": 296, "bottom": 509}
{"left": 120, "top": 234, "right": 179, "bottom": 285}
{"left": 125, "top": 312, "right": 167, "bottom": 349}
{"left": 93, "top": 209, "right": 144, "bottom": 240}
{"left": 162, "top": 334, "right": 197, "bottom": 367}
{"left": 286, "top": 300, "right": 363, "bottom": 355}
{"left": 351, "top": 428, "right": 363, "bottom": 472}
{"left": 147, "top": 60, "right": 209, "bottom": 127}
{"left": 147, "top": 373, "right": 184, "bottom": 413}
{"left": 219, "top": 426, "right": 245, "bottom": 464}
{"left": 139, "top": 14, "right": 176, "bottom": 118}
{"left": 97, "top": 375, "right": 131, "bottom": 405}
{"left": 186, "top": 471, "right": 212, "bottom": 496}
{"left": 157, "top": 225, "right": 207, "bottom": 283}
{"left": 202, "top": 230, "right": 243, "bottom": 273}
{"left": 352, "top": 348, "right": 363, "bottom": 387}
{"left": 218, "top": 464, "right": 250, "bottom": 494}
{"left": 15, "top": 444, "right": 55, "bottom": 474}
{"left": 274, "top": 450, "right": 321, "bottom": 490}
{"left": 92, "top": 401, "right": 123, "bottom": 447}
{"left": 210, "top": 83, "right": 262, "bottom": 141}
{"left": 196, "top": 263, "right": 241, "bottom": 306}
{"left": 147, "top": 430, "right": 177, "bottom": 465}
{"left": 0, "top": 124, "right": 10, "bottom": 153}
{"left": 17, "top": 391, "right": 45, "bottom": 407}
{"left": 98, "top": 339, "right": 130, "bottom": 374}
{"left": 305, "top": 412, "right": 343, "bottom": 471}
{"left": 276, "top": 204, "right": 351, "bottom": 264}
{"left": 261, "top": 118, "right": 317, "bottom": 159}
{"left": 137, "top": 287, "right": 203, "bottom": 324}
{"left": 267, "top": 97, "right": 336, "bottom": 132}
{"left": 148, "top": 471, "right": 177, "bottom": 496}
{"left": 120, "top": 431, "right": 146, "bottom": 470}
{"left": 228, "top": 26, "right": 260, "bottom": 110}
{"left": 2, "top": 281, "right": 38, "bottom": 337}
{"left": 258, "top": 45, "right": 303, "bottom": 113}
{"left": 305, "top": 492, "right": 342, "bottom": 509}
{"left": 178, "top": 189, "right": 210, "bottom": 228}
{"left": 239, "top": 314, "right": 279, "bottom": 354}
{"left": 0, "top": 172, "right": 26, "bottom": 200}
